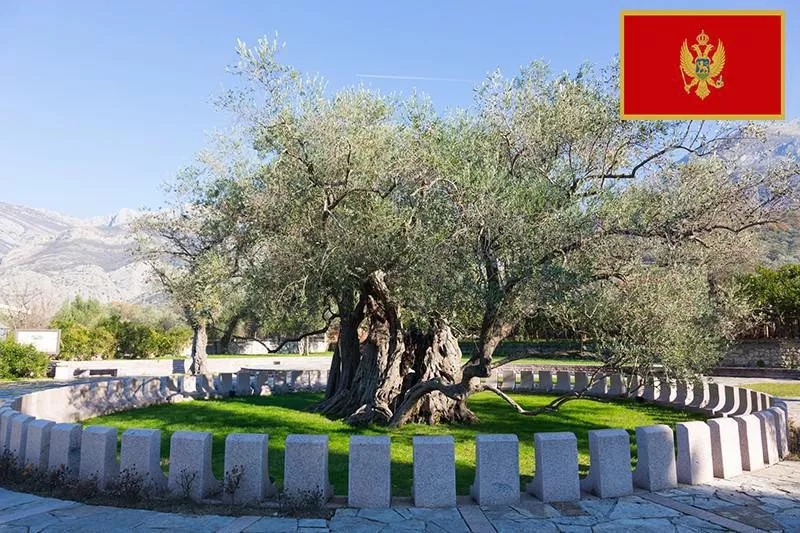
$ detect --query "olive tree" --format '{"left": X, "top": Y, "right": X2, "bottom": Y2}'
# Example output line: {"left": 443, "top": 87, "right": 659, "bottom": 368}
{"left": 152, "top": 38, "right": 798, "bottom": 424}
{"left": 134, "top": 138, "right": 260, "bottom": 374}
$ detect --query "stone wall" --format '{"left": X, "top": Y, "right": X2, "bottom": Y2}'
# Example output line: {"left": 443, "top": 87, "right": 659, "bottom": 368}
{"left": 719, "top": 339, "right": 800, "bottom": 368}
{"left": 1, "top": 370, "right": 790, "bottom": 508}
{"left": 52, "top": 355, "right": 333, "bottom": 380}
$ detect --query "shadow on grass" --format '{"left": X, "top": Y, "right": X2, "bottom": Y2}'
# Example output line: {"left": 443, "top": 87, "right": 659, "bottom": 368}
{"left": 84, "top": 391, "right": 704, "bottom": 496}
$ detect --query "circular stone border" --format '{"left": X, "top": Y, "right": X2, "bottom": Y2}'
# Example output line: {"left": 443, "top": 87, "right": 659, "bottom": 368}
{"left": 0, "top": 369, "right": 792, "bottom": 509}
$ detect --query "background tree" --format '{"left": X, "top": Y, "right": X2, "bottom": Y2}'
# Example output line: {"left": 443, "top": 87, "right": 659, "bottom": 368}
{"left": 740, "top": 264, "right": 800, "bottom": 337}
{"left": 134, "top": 140, "right": 259, "bottom": 374}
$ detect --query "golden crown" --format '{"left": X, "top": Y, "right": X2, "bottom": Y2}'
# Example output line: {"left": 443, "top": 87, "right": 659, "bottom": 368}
{"left": 696, "top": 30, "right": 710, "bottom": 46}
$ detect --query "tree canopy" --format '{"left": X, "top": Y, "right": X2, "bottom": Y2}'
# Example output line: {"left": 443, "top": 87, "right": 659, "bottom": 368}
{"left": 137, "top": 37, "right": 799, "bottom": 425}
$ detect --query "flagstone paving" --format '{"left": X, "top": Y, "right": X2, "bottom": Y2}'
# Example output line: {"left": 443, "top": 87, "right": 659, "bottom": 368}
{"left": 0, "top": 460, "right": 796, "bottom": 531}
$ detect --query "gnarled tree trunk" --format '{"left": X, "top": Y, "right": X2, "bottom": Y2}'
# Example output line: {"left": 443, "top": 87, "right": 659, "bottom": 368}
{"left": 189, "top": 321, "right": 209, "bottom": 375}
{"left": 316, "top": 270, "right": 476, "bottom": 426}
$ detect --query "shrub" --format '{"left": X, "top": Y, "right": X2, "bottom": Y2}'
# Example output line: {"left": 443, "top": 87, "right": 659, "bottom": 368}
{"left": 49, "top": 298, "right": 192, "bottom": 360}
{"left": 51, "top": 322, "right": 116, "bottom": 360}
{"left": 0, "top": 338, "right": 49, "bottom": 379}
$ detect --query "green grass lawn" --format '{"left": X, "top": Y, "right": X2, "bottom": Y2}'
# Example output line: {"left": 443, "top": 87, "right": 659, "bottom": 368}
{"left": 741, "top": 382, "right": 800, "bottom": 398}
{"left": 85, "top": 392, "right": 702, "bottom": 496}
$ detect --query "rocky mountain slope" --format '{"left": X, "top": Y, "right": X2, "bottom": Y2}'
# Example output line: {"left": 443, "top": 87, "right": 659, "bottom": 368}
{"left": 0, "top": 203, "right": 154, "bottom": 308}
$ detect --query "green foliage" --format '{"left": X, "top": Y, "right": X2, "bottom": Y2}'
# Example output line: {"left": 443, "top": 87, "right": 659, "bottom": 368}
{"left": 140, "top": 37, "right": 799, "bottom": 393}
{"left": 50, "top": 297, "right": 191, "bottom": 360}
{"left": 740, "top": 264, "right": 800, "bottom": 336}
{"left": 51, "top": 322, "right": 117, "bottom": 361}
{"left": 0, "top": 338, "right": 49, "bottom": 379}
{"left": 52, "top": 296, "right": 109, "bottom": 328}
{"left": 103, "top": 316, "right": 191, "bottom": 359}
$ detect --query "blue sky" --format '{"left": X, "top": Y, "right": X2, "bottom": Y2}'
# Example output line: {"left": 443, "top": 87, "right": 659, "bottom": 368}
{"left": 1, "top": 0, "right": 797, "bottom": 217}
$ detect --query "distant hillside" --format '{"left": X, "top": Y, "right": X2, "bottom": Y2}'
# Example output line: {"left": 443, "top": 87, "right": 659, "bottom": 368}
{"left": 0, "top": 203, "right": 156, "bottom": 308}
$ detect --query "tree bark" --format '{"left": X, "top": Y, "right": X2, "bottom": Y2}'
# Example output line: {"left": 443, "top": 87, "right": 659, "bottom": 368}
{"left": 219, "top": 312, "right": 244, "bottom": 353}
{"left": 189, "top": 322, "right": 209, "bottom": 375}
{"left": 316, "top": 270, "right": 475, "bottom": 426}
{"left": 323, "top": 289, "right": 364, "bottom": 401}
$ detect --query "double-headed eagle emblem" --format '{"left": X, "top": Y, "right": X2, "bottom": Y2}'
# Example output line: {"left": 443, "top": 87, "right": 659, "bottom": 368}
{"left": 680, "top": 29, "right": 725, "bottom": 100}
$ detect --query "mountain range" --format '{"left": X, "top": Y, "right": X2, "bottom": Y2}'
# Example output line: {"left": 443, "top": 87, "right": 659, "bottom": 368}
{"left": 0, "top": 120, "right": 798, "bottom": 314}
{"left": 0, "top": 203, "right": 154, "bottom": 313}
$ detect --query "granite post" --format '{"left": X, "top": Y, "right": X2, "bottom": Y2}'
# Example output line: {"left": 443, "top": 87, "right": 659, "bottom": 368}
{"left": 348, "top": 436, "right": 391, "bottom": 508}
{"left": 526, "top": 432, "right": 580, "bottom": 502}
{"left": 412, "top": 436, "right": 456, "bottom": 508}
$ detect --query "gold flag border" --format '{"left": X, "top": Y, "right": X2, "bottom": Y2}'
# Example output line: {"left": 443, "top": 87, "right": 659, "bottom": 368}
{"left": 620, "top": 10, "right": 785, "bottom": 121}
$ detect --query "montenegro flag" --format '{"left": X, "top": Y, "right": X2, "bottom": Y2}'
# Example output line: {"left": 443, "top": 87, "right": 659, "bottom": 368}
{"left": 620, "top": 11, "right": 785, "bottom": 120}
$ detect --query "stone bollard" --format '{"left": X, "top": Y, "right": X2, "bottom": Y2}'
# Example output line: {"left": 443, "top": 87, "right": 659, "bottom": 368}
{"left": 501, "top": 370, "right": 516, "bottom": 391}
{"left": 719, "top": 386, "right": 739, "bottom": 416}
{"left": 218, "top": 373, "right": 234, "bottom": 396}
{"left": 168, "top": 431, "right": 219, "bottom": 500}
{"left": 236, "top": 371, "right": 252, "bottom": 396}
{"left": 589, "top": 375, "right": 608, "bottom": 397}
{"left": 633, "top": 425, "right": 677, "bottom": 491}
{"left": 197, "top": 375, "right": 217, "bottom": 398}
{"left": 519, "top": 371, "right": 534, "bottom": 391}
{"left": 273, "top": 371, "right": 287, "bottom": 392}
{"left": 348, "top": 436, "right": 391, "bottom": 508}
{"left": 254, "top": 372, "right": 271, "bottom": 396}
{"left": 288, "top": 371, "right": 302, "bottom": 390}
{"left": 759, "top": 393, "right": 770, "bottom": 410}
{"left": 643, "top": 379, "right": 657, "bottom": 402}
{"left": 673, "top": 382, "right": 690, "bottom": 406}
{"left": 24, "top": 419, "right": 54, "bottom": 469}
{"left": 580, "top": 429, "right": 633, "bottom": 498}
{"left": 706, "top": 383, "right": 724, "bottom": 414}
{"left": 768, "top": 407, "right": 790, "bottom": 458}
{"left": 283, "top": 435, "right": 332, "bottom": 501}
{"left": 754, "top": 410, "right": 780, "bottom": 465}
{"left": 688, "top": 381, "right": 707, "bottom": 409}
{"left": 413, "top": 436, "right": 456, "bottom": 508}
{"left": 732, "top": 388, "right": 751, "bottom": 416}
{"left": 608, "top": 374, "right": 625, "bottom": 396}
{"left": 161, "top": 376, "right": 187, "bottom": 403}
{"left": 8, "top": 414, "right": 34, "bottom": 460}
{"left": 708, "top": 418, "right": 743, "bottom": 479}
{"left": 655, "top": 379, "right": 672, "bottom": 404}
{"left": 573, "top": 372, "right": 589, "bottom": 393}
{"left": 554, "top": 371, "right": 571, "bottom": 393}
{"left": 79, "top": 426, "right": 119, "bottom": 489}
{"left": 121, "top": 428, "right": 167, "bottom": 490}
{"left": 317, "top": 370, "right": 329, "bottom": 391}
{"left": 224, "top": 433, "right": 275, "bottom": 504}
{"left": 0, "top": 410, "right": 19, "bottom": 451}
{"left": 48, "top": 423, "right": 82, "bottom": 478}
{"left": 526, "top": 432, "right": 580, "bottom": 502}
{"left": 142, "top": 377, "right": 164, "bottom": 405}
{"left": 124, "top": 378, "right": 142, "bottom": 408}
{"left": 676, "top": 421, "right": 713, "bottom": 485}
{"left": 182, "top": 375, "right": 199, "bottom": 397}
{"left": 750, "top": 389, "right": 761, "bottom": 412}
{"left": 538, "top": 371, "right": 553, "bottom": 392}
{"left": 471, "top": 434, "right": 520, "bottom": 505}
{"left": 733, "top": 415, "right": 764, "bottom": 472}
{"left": 628, "top": 374, "right": 643, "bottom": 397}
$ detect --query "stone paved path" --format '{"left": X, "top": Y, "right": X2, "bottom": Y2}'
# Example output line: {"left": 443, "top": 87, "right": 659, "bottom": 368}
{"left": 0, "top": 461, "right": 797, "bottom": 532}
